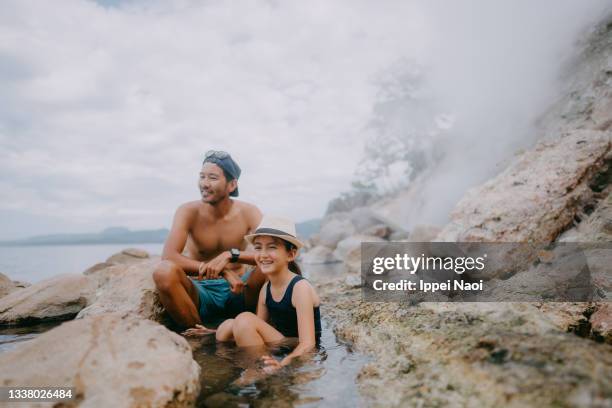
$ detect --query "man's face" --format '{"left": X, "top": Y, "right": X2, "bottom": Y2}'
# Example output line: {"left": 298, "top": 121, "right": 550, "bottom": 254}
{"left": 199, "top": 162, "right": 234, "bottom": 204}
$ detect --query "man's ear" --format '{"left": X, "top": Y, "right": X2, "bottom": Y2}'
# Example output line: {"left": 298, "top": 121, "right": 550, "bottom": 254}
{"left": 228, "top": 179, "right": 238, "bottom": 194}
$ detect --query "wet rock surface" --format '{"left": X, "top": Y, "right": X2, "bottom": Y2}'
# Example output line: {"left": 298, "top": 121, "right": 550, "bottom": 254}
{"left": 322, "top": 281, "right": 612, "bottom": 407}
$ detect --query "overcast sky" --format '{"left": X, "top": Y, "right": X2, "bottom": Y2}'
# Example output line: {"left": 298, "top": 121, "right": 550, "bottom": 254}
{"left": 0, "top": 0, "right": 610, "bottom": 240}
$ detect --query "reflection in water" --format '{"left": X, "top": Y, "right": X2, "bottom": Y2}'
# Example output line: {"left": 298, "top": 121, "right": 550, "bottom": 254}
{"left": 187, "top": 318, "right": 367, "bottom": 407}
{"left": 0, "top": 321, "right": 63, "bottom": 353}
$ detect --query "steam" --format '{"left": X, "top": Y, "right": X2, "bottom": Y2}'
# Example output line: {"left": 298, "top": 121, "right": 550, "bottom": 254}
{"left": 355, "top": 0, "right": 612, "bottom": 229}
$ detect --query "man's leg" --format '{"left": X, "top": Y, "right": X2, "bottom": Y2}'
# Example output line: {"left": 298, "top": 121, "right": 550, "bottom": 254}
{"left": 243, "top": 266, "right": 267, "bottom": 311}
{"left": 232, "top": 312, "right": 284, "bottom": 347}
{"left": 153, "top": 260, "right": 201, "bottom": 329}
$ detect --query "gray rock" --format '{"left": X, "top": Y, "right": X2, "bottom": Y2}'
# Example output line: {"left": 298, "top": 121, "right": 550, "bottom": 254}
{"left": 77, "top": 258, "right": 165, "bottom": 322}
{"left": 0, "top": 274, "right": 95, "bottom": 325}
{"left": 83, "top": 261, "right": 115, "bottom": 275}
{"left": 318, "top": 217, "right": 355, "bottom": 249}
{"left": 106, "top": 248, "right": 150, "bottom": 265}
{"left": 0, "top": 272, "right": 21, "bottom": 299}
{"left": 407, "top": 224, "right": 442, "bottom": 242}
{"left": 590, "top": 303, "right": 612, "bottom": 344}
{"left": 0, "top": 313, "right": 200, "bottom": 407}
{"left": 300, "top": 245, "right": 339, "bottom": 264}
{"left": 334, "top": 234, "right": 384, "bottom": 275}
{"left": 361, "top": 224, "right": 392, "bottom": 239}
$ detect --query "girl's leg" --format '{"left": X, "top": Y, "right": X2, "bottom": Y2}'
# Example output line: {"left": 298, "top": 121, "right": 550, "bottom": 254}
{"left": 216, "top": 319, "right": 235, "bottom": 342}
{"left": 232, "top": 312, "right": 284, "bottom": 347}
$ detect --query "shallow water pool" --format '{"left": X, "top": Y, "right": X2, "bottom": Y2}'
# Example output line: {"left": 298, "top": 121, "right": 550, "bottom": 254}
{"left": 187, "top": 317, "right": 368, "bottom": 407}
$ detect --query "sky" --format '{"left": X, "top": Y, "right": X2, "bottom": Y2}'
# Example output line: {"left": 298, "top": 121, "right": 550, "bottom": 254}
{"left": 0, "top": 0, "right": 610, "bottom": 240}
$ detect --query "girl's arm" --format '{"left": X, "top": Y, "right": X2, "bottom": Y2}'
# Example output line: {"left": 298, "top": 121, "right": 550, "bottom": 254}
{"left": 278, "top": 281, "right": 317, "bottom": 366}
{"left": 256, "top": 283, "right": 270, "bottom": 322}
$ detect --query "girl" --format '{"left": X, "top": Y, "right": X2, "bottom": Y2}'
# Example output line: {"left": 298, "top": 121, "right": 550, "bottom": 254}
{"left": 215, "top": 215, "right": 321, "bottom": 371}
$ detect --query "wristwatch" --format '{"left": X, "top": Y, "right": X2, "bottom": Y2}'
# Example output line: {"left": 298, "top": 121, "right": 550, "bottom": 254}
{"left": 229, "top": 248, "right": 240, "bottom": 263}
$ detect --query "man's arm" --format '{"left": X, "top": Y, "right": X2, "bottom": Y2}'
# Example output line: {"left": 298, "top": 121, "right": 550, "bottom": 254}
{"left": 161, "top": 205, "right": 201, "bottom": 276}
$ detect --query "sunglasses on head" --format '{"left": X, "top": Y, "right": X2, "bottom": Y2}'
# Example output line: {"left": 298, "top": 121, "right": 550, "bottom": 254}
{"left": 205, "top": 150, "right": 230, "bottom": 160}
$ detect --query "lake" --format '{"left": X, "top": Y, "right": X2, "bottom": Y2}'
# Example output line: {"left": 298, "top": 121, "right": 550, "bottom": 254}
{"left": 0, "top": 243, "right": 164, "bottom": 283}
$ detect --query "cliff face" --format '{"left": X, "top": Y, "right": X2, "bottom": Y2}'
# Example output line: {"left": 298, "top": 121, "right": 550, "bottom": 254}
{"left": 320, "top": 15, "right": 612, "bottom": 408}
{"left": 437, "top": 19, "right": 612, "bottom": 243}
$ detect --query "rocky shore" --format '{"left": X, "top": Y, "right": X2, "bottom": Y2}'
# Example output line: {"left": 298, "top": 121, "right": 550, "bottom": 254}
{"left": 0, "top": 13, "right": 610, "bottom": 408}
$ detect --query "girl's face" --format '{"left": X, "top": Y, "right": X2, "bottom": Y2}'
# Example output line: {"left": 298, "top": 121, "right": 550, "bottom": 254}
{"left": 252, "top": 235, "right": 296, "bottom": 275}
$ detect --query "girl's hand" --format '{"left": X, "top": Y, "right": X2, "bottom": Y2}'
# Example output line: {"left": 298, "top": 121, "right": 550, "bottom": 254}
{"left": 261, "top": 355, "right": 283, "bottom": 373}
{"left": 224, "top": 270, "right": 245, "bottom": 294}
{"left": 182, "top": 324, "right": 216, "bottom": 337}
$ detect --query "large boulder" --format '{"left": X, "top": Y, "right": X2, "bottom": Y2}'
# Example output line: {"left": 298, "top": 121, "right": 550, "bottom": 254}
{"left": 0, "top": 314, "right": 200, "bottom": 407}
{"left": 436, "top": 130, "right": 611, "bottom": 242}
{"left": 106, "top": 248, "right": 151, "bottom": 265}
{"left": 77, "top": 258, "right": 165, "bottom": 322}
{"left": 0, "top": 274, "right": 95, "bottom": 326}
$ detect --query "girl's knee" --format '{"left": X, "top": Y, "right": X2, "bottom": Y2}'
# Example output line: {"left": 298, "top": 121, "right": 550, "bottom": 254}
{"left": 233, "top": 312, "right": 257, "bottom": 334}
{"left": 215, "top": 319, "right": 234, "bottom": 342}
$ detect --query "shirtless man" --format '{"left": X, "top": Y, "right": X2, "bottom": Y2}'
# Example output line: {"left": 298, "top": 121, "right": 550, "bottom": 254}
{"left": 153, "top": 151, "right": 265, "bottom": 333}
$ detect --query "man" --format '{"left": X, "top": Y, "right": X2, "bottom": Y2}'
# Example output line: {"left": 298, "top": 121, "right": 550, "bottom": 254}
{"left": 153, "top": 150, "right": 265, "bottom": 334}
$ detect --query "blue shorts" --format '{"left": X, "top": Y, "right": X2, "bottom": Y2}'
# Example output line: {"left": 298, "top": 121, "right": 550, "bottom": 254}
{"left": 190, "top": 267, "right": 253, "bottom": 325}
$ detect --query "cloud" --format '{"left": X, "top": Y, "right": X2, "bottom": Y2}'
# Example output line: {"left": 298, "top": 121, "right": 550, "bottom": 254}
{"left": 0, "top": 0, "right": 609, "bottom": 239}
{"left": 0, "top": 0, "right": 426, "bottom": 238}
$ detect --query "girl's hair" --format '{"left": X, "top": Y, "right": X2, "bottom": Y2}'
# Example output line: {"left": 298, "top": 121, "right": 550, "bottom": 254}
{"left": 283, "top": 240, "right": 302, "bottom": 276}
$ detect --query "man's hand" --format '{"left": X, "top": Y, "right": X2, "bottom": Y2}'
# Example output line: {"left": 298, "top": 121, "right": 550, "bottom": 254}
{"left": 182, "top": 324, "right": 216, "bottom": 337}
{"left": 204, "top": 251, "right": 231, "bottom": 279}
{"left": 223, "top": 269, "right": 245, "bottom": 295}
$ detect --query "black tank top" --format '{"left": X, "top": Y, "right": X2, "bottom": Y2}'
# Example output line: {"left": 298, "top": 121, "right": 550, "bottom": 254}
{"left": 265, "top": 275, "right": 321, "bottom": 338}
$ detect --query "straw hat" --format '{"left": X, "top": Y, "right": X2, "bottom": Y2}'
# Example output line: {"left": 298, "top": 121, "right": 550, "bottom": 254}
{"left": 245, "top": 215, "right": 304, "bottom": 249}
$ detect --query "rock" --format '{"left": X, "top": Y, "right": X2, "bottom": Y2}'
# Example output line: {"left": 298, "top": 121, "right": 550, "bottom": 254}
{"left": 83, "top": 261, "right": 115, "bottom": 275}
{"left": 361, "top": 224, "right": 392, "bottom": 239}
{"left": 333, "top": 234, "right": 384, "bottom": 275}
{"left": 345, "top": 274, "right": 362, "bottom": 288}
{"left": 388, "top": 230, "right": 410, "bottom": 241}
{"left": 407, "top": 224, "right": 442, "bottom": 242}
{"left": 0, "top": 272, "right": 21, "bottom": 299}
{"left": 591, "top": 303, "right": 612, "bottom": 343}
{"left": 300, "top": 245, "right": 339, "bottom": 264}
{"left": 0, "top": 313, "right": 200, "bottom": 407}
{"left": 327, "top": 294, "right": 612, "bottom": 407}
{"left": 13, "top": 280, "right": 30, "bottom": 289}
{"left": 559, "top": 192, "right": 612, "bottom": 243}
{"left": 436, "top": 130, "right": 611, "bottom": 242}
{"left": 0, "top": 274, "right": 95, "bottom": 326}
{"left": 106, "top": 248, "right": 150, "bottom": 265}
{"left": 318, "top": 217, "right": 355, "bottom": 249}
{"left": 77, "top": 258, "right": 165, "bottom": 322}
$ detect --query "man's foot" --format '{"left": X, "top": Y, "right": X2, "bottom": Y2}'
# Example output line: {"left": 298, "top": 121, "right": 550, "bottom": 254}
{"left": 182, "top": 324, "right": 216, "bottom": 337}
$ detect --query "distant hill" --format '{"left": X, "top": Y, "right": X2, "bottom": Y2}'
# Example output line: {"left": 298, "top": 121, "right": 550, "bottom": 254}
{"left": 0, "top": 219, "right": 322, "bottom": 246}
{"left": 0, "top": 227, "right": 169, "bottom": 246}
